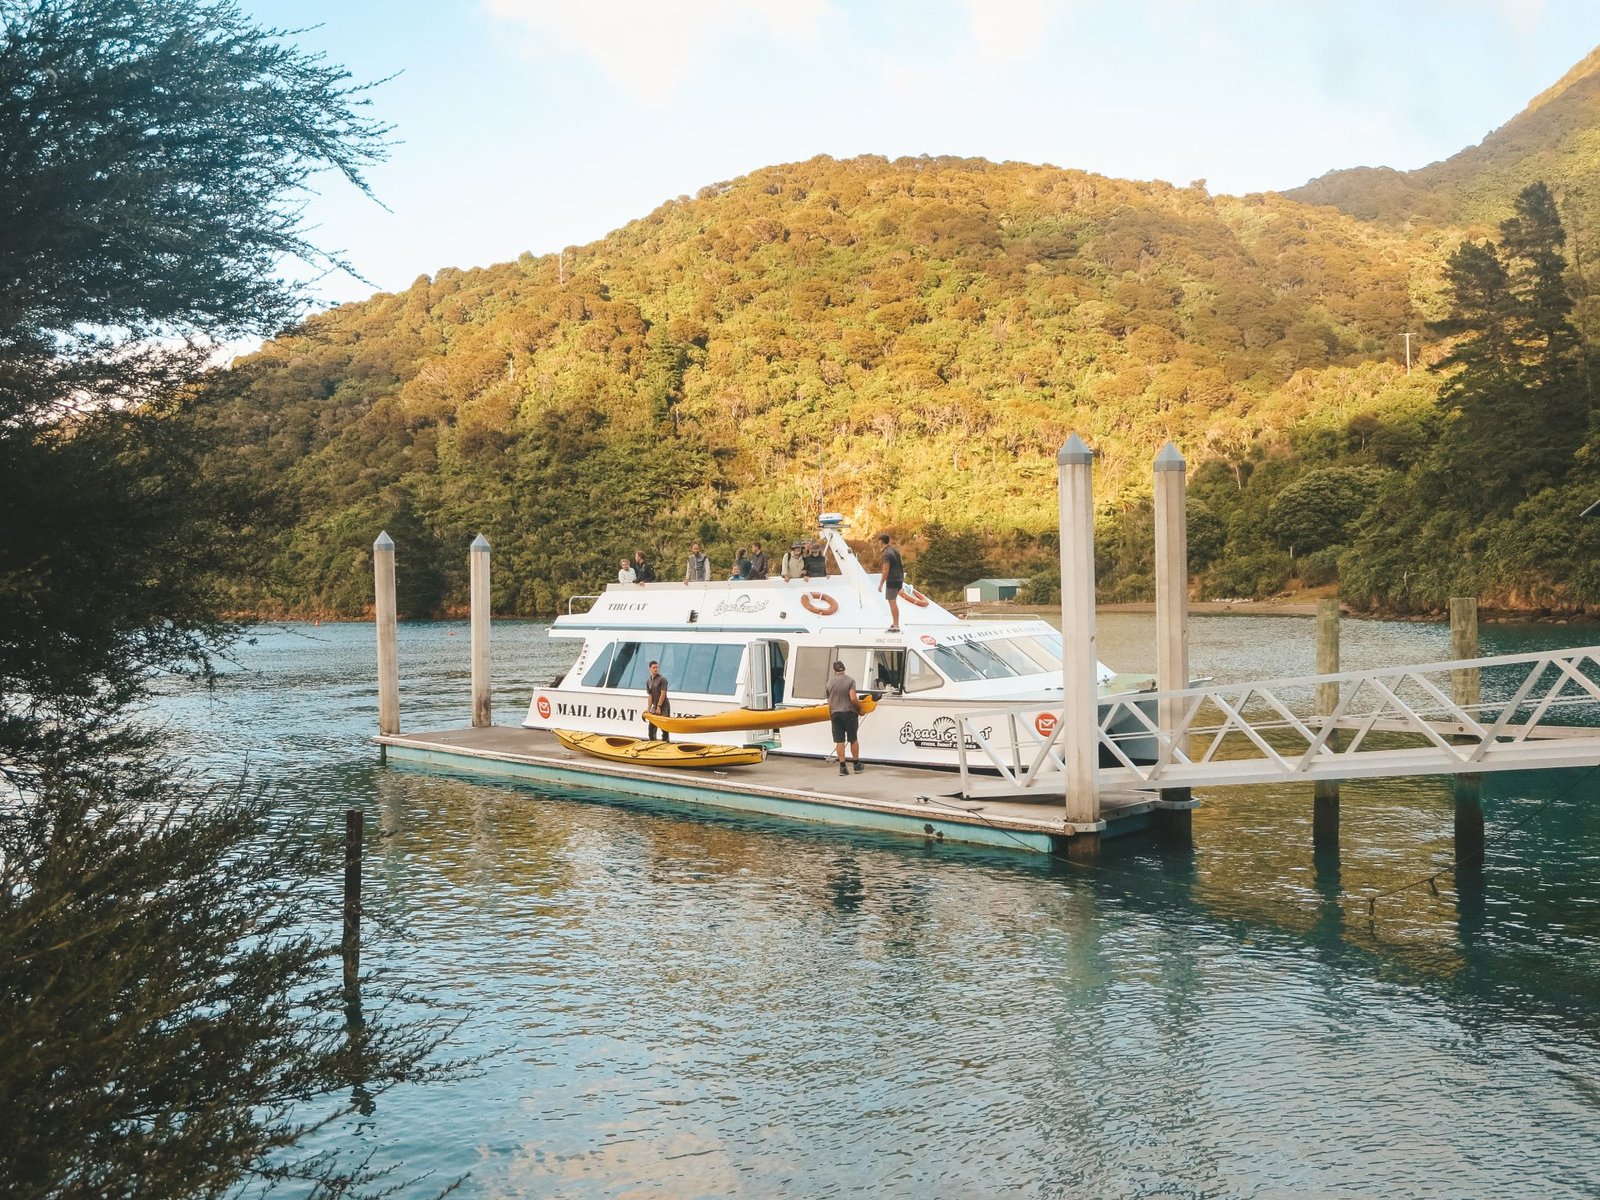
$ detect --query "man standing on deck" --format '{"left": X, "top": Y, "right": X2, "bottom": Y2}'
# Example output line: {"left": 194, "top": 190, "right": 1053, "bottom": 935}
{"left": 645, "top": 660, "right": 671, "bottom": 742}
{"left": 876, "top": 532, "right": 904, "bottom": 632}
{"left": 781, "top": 542, "right": 806, "bottom": 580}
{"left": 633, "top": 550, "right": 656, "bottom": 582}
{"left": 684, "top": 541, "right": 710, "bottom": 584}
{"left": 827, "top": 660, "right": 864, "bottom": 776}
{"left": 748, "top": 541, "right": 768, "bottom": 579}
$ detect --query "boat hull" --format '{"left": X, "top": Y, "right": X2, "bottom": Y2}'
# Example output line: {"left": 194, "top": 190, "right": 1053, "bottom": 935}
{"left": 553, "top": 729, "right": 765, "bottom": 769}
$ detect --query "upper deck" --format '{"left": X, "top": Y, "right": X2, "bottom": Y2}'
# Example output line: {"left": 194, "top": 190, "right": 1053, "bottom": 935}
{"left": 553, "top": 525, "right": 963, "bottom": 637}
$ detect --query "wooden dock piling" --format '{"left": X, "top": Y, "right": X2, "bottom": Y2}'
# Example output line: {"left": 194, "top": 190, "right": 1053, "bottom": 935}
{"left": 1314, "top": 597, "right": 1341, "bottom": 846}
{"left": 470, "top": 533, "right": 492, "bottom": 728}
{"left": 1057, "top": 434, "right": 1102, "bottom": 848}
{"left": 1450, "top": 596, "right": 1486, "bottom": 864}
{"left": 1153, "top": 442, "right": 1193, "bottom": 838}
{"left": 374, "top": 532, "right": 399, "bottom": 737}
{"left": 342, "top": 807, "right": 363, "bottom": 1020}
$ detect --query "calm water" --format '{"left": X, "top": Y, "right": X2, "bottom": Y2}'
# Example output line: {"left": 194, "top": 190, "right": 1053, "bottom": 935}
{"left": 153, "top": 615, "right": 1600, "bottom": 1199}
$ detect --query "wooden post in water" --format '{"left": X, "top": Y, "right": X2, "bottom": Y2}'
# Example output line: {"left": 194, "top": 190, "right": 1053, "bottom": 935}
{"left": 1152, "top": 442, "right": 1192, "bottom": 837}
{"left": 1451, "top": 596, "right": 1486, "bottom": 864}
{"left": 470, "top": 533, "right": 492, "bottom": 728}
{"left": 374, "top": 532, "right": 399, "bottom": 737}
{"left": 1058, "top": 434, "right": 1101, "bottom": 851}
{"left": 342, "top": 807, "right": 363, "bottom": 1020}
{"left": 1313, "top": 597, "right": 1341, "bottom": 846}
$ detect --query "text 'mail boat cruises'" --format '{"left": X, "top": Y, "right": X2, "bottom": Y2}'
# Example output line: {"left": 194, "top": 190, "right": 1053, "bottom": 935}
{"left": 523, "top": 515, "right": 1155, "bottom": 770}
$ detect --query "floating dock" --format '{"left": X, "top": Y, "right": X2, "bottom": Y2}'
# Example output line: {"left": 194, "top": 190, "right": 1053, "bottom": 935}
{"left": 375, "top": 727, "right": 1179, "bottom": 855}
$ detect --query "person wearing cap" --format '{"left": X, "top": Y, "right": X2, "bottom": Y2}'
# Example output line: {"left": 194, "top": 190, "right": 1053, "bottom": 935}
{"left": 780, "top": 541, "right": 806, "bottom": 580}
{"left": 802, "top": 539, "right": 827, "bottom": 578}
{"left": 826, "top": 660, "right": 864, "bottom": 776}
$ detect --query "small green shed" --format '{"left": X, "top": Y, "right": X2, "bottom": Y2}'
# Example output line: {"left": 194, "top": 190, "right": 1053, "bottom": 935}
{"left": 964, "top": 577, "right": 1024, "bottom": 602}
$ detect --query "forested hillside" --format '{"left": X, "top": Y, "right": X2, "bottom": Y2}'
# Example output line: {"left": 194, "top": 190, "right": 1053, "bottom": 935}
{"left": 1289, "top": 47, "right": 1600, "bottom": 237}
{"left": 202, "top": 54, "right": 1600, "bottom": 619}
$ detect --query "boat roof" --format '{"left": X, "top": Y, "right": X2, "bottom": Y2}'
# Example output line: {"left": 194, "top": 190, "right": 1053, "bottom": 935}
{"left": 556, "top": 525, "right": 975, "bottom": 637}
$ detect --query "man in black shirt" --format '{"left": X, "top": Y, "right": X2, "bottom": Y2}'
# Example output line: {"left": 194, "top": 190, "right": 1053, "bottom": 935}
{"left": 632, "top": 550, "right": 655, "bottom": 583}
{"left": 826, "top": 660, "right": 863, "bottom": 776}
{"left": 645, "top": 660, "right": 671, "bottom": 742}
{"left": 877, "top": 533, "right": 904, "bottom": 632}
{"left": 748, "top": 541, "right": 768, "bottom": 579}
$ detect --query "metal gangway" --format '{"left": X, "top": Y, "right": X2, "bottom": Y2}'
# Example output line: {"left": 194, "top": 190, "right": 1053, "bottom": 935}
{"left": 956, "top": 646, "right": 1600, "bottom": 797}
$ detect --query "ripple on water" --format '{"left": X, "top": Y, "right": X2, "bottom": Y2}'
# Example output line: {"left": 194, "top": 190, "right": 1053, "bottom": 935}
{"left": 151, "top": 621, "right": 1600, "bottom": 1199}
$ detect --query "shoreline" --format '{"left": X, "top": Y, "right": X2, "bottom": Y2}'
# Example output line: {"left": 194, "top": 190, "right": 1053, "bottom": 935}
{"left": 235, "top": 599, "right": 1600, "bottom": 625}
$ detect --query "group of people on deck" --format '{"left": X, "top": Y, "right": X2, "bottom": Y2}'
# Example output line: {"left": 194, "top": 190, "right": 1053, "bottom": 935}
{"left": 615, "top": 549, "right": 656, "bottom": 585}
{"left": 617, "top": 538, "right": 831, "bottom": 585}
{"left": 617, "top": 533, "right": 905, "bottom": 629}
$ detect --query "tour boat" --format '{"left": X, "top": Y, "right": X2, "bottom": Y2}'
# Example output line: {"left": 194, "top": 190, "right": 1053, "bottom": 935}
{"left": 523, "top": 515, "right": 1156, "bottom": 770}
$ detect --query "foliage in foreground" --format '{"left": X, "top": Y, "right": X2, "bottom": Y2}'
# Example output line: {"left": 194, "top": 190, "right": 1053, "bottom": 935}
{"left": 0, "top": 753, "right": 458, "bottom": 1199}
{"left": 2, "top": 2, "right": 459, "bottom": 1196}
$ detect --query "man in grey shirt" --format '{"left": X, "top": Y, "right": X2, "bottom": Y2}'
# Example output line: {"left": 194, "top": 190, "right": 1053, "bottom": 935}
{"left": 684, "top": 541, "right": 710, "bottom": 583}
{"left": 826, "top": 660, "right": 863, "bottom": 777}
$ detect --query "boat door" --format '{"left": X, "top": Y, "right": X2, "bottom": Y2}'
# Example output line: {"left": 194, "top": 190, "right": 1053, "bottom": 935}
{"left": 744, "top": 639, "right": 784, "bottom": 709}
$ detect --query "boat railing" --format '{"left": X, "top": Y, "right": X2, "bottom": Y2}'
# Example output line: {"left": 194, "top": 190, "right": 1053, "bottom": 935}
{"left": 567, "top": 594, "right": 602, "bottom": 615}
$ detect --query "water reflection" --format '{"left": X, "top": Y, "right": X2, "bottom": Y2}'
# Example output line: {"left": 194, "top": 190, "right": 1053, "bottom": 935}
{"left": 158, "top": 619, "right": 1600, "bottom": 1197}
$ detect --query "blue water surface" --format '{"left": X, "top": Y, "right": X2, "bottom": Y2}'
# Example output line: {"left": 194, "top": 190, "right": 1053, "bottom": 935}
{"left": 152, "top": 615, "right": 1600, "bottom": 1199}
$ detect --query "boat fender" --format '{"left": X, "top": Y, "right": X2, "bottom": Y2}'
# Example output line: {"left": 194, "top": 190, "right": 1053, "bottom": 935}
{"left": 800, "top": 592, "right": 839, "bottom": 616}
{"left": 901, "top": 585, "right": 931, "bottom": 607}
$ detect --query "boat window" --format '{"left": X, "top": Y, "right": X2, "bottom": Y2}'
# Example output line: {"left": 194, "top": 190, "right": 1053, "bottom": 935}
{"left": 581, "top": 643, "right": 615, "bottom": 688}
{"left": 832, "top": 647, "right": 874, "bottom": 690}
{"left": 922, "top": 644, "right": 982, "bottom": 682}
{"left": 675, "top": 643, "right": 719, "bottom": 693}
{"left": 791, "top": 647, "right": 832, "bottom": 699}
{"left": 1033, "top": 632, "right": 1064, "bottom": 661}
{"left": 708, "top": 644, "right": 743, "bottom": 695}
{"left": 868, "top": 650, "right": 904, "bottom": 693}
{"left": 602, "top": 641, "right": 640, "bottom": 687}
{"left": 769, "top": 641, "right": 789, "bottom": 703}
{"left": 902, "top": 651, "right": 942, "bottom": 692}
{"left": 1009, "top": 635, "right": 1061, "bottom": 671}
{"left": 593, "top": 641, "right": 744, "bottom": 695}
{"left": 983, "top": 637, "right": 1054, "bottom": 676}
{"left": 958, "top": 640, "right": 1024, "bottom": 678}
{"left": 922, "top": 640, "right": 1027, "bottom": 681}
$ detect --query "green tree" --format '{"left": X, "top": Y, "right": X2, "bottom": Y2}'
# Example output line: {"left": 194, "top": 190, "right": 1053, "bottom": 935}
{"left": 1428, "top": 182, "right": 1588, "bottom": 514}
{"left": 1267, "top": 465, "right": 1386, "bottom": 555}
{"left": 0, "top": 3, "right": 450, "bottom": 1196}
{"left": 912, "top": 523, "right": 988, "bottom": 595}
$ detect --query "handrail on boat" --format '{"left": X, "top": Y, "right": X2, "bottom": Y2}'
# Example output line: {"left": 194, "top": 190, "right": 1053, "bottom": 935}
{"left": 567, "top": 594, "right": 601, "bottom": 615}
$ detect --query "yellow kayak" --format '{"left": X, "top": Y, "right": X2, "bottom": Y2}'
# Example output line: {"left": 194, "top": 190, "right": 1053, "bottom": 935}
{"left": 645, "top": 695, "right": 877, "bottom": 734}
{"left": 553, "top": 729, "right": 765, "bottom": 769}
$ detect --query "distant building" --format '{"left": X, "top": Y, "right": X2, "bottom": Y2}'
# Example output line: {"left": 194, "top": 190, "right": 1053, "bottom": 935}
{"left": 964, "top": 578, "right": 1024, "bottom": 603}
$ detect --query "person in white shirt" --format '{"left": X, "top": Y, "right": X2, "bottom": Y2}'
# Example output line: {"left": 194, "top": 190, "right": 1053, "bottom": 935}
{"left": 617, "top": 558, "right": 637, "bottom": 584}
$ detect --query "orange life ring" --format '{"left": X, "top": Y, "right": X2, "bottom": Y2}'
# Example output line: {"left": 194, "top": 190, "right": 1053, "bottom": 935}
{"left": 901, "top": 584, "right": 930, "bottom": 607}
{"left": 800, "top": 591, "right": 839, "bottom": 616}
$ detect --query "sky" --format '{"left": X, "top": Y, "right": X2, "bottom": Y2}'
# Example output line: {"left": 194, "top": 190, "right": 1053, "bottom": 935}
{"left": 241, "top": 0, "right": 1600, "bottom": 309}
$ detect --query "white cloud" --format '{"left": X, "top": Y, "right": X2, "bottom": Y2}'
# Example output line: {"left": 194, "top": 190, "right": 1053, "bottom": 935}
{"left": 960, "top": 0, "right": 1053, "bottom": 68}
{"left": 485, "top": 0, "right": 835, "bottom": 104}
{"left": 1493, "top": 0, "right": 1546, "bottom": 37}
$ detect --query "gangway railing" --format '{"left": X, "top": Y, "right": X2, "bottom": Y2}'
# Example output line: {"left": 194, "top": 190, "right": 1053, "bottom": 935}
{"left": 955, "top": 647, "right": 1600, "bottom": 796}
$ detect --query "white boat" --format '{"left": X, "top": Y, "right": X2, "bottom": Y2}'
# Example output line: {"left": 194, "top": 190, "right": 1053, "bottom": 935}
{"left": 522, "top": 515, "right": 1156, "bottom": 770}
